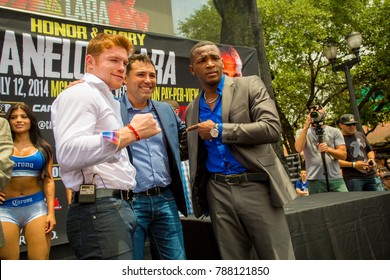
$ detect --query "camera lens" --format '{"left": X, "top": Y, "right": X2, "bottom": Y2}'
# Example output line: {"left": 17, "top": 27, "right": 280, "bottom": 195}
{"left": 310, "top": 112, "right": 319, "bottom": 118}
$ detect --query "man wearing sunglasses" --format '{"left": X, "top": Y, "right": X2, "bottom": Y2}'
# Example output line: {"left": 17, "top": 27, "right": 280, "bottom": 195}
{"left": 338, "top": 114, "right": 383, "bottom": 191}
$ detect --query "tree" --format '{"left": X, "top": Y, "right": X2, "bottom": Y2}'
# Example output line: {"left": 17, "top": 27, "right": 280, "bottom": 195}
{"left": 177, "top": 1, "right": 221, "bottom": 43}
{"left": 258, "top": 0, "right": 389, "bottom": 152}
{"left": 258, "top": 0, "right": 335, "bottom": 153}
{"left": 351, "top": 0, "right": 390, "bottom": 129}
{"left": 213, "top": 0, "right": 274, "bottom": 98}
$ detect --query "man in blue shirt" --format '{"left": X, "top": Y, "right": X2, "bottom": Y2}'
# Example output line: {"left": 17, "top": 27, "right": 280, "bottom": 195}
{"left": 120, "top": 54, "right": 187, "bottom": 260}
{"left": 185, "top": 41, "right": 296, "bottom": 260}
{"left": 295, "top": 170, "right": 309, "bottom": 196}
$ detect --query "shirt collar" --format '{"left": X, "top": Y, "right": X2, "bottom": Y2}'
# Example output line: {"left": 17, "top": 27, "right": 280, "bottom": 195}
{"left": 124, "top": 95, "right": 153, "bottom": 111}
{"left": 202, "top": 74, "right": 225, "bottom": 98}
{"left": 216, "top": 74, "right": 225, "bottom": 95}
{"left": 83, "top": 73, "right": 109, "bottom": 90}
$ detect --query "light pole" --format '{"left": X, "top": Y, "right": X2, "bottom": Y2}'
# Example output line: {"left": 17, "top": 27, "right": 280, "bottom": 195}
{"left": 323, "top": 32, "right": 363, "bottom": 132}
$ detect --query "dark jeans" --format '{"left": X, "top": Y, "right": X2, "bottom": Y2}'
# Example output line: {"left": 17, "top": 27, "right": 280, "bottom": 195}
{"left": 345, "top": 177, "right": 383, "bottom": 191}
{"left": 66, "top": 197, "right": 136, "bottom": 260}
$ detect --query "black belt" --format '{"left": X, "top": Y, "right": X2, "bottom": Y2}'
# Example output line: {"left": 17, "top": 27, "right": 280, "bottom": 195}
{"left": 211, "top": 172, "right": 269, "bottom": 185}
{"left": 134, "top": 186, "right": 169, "bottom": 196}
{"left": 72, "top": 189, "right": 133, "bottom": 203}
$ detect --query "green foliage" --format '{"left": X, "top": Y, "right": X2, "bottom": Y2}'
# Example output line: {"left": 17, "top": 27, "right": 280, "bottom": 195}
{"left": 177, "top": 1, "right": 221, "bottom": 42}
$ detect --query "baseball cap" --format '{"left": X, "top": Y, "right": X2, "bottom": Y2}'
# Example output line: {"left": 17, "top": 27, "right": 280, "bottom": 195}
{"left": 383, "top": 172, "right": 390, "bottom": 178}
{"left": 339, "top": 114, "right": 358, "bottom": 125}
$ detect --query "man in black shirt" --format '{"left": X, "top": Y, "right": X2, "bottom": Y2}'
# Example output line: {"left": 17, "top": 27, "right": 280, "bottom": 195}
{"left": 338, "top": 114, "right": 382, "bottom": 191}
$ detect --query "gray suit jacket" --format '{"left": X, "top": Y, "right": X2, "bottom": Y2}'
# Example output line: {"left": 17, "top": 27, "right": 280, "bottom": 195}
{"left": 185, "top": 75, "right": 297, "bottom": 218}
{"left": 120, "top": 96, "right": 188, "bottom": 216}
{"left": 0, "top": 117, "right": 14, "bottom": 247}
{"left": 0, "top": 117, "right": 14, "bottom": 189}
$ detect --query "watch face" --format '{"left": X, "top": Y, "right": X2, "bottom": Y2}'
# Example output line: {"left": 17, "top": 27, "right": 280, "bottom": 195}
{"left": 210, "top": 128, "right": 219, "bottom": 138}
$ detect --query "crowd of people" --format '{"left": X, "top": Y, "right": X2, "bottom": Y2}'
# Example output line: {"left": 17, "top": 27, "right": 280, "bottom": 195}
{"left": 294, "top": 108, "right": 389, "bottom": 196}
{"left": 0, "top": 33, "right": 389, "bottom": 260}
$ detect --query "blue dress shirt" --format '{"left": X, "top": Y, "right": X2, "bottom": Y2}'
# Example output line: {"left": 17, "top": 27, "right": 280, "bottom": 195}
{"left": 124, "top": 97, "right": 172, "bottom": 193}
{"left": 199, "top": 75, "right": 247, "bottom": 175}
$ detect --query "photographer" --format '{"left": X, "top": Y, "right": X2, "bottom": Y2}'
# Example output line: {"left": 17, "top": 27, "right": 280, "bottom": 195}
{"left": 338, "top": 114, "right": 383, "bottom": 191}
{"left": 295, "top": 105, "right": 348, "bottom": 193}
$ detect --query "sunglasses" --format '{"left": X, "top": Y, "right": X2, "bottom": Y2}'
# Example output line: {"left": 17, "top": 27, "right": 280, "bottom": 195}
{"left": 345, "top": 123, "right": 356, "bottom": 126}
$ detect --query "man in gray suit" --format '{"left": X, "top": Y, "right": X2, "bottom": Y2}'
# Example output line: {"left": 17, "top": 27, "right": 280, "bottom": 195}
{"left": 185, "top": 41, "right": 296, "bottom": 260}
{"left": 120, "top": 54, "right": 187, "bottom": 259}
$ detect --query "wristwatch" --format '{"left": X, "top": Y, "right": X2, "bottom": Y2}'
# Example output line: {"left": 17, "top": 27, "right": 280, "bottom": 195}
{"left": 210, "top": 123, "right": 219, "bottom": 138}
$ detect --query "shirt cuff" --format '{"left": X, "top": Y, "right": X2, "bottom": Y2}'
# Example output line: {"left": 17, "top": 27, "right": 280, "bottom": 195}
{"left": 101, "top": 130, "right": 121, "bottom": 146}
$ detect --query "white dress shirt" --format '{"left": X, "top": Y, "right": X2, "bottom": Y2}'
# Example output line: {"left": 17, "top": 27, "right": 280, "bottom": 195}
{"left": 51, "top": 73, "right": 136, "bottom": 191}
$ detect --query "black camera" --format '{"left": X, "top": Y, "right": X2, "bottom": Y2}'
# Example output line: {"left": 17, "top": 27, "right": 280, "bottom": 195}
{"left": 309, "top": 105, "right": 325, "bottom": 127}
{"left": 367, "top": 159, "right": 376, "bottom": 172}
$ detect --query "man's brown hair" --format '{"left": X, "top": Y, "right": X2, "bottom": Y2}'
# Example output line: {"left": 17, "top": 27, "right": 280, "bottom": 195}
{"left": 87, "top": 33, "right": 134, "bottom": 59}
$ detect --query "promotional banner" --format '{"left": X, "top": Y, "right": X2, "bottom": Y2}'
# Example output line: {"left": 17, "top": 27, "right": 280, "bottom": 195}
{"left": 0, "top": 7, "right": 259, "bottom": 250}
{"left": 0, "top": 0, "right": 173, "bottom": 34}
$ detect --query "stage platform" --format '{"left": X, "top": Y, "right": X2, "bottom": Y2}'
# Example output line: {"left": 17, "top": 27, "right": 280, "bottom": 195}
{"left": 181, "top": 192, "right": 390, "bottom": 260}
{"left": 37, "top": 191, "right": 390, "bottom": 260}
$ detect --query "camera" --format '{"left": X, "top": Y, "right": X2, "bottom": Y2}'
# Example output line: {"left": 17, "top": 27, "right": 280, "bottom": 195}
{"left": 309, "top": 105, "right": 325, "bottom": 127}
{"left": 367, "top": 159, "right": 376, "bottom": 172}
